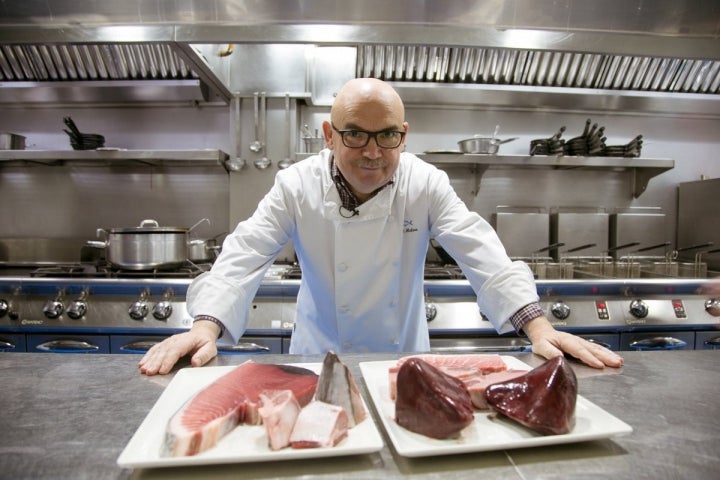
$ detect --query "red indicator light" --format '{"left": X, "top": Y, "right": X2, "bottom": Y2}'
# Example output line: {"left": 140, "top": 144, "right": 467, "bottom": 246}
{"left": 596, "top": 302, "right": 606, "bottom": 309}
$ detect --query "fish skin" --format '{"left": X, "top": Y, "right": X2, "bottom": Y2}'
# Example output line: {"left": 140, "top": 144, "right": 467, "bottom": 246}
{"left": 314, "top": 351, "right": 368, "bottom": 427}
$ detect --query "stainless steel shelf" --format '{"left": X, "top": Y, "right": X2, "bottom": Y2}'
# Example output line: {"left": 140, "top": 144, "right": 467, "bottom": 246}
{"left": 417, "top": 153, "right": 674, "bottom": 198}
{"left": 0, "top": 149, "right": 230, "bottom": 171}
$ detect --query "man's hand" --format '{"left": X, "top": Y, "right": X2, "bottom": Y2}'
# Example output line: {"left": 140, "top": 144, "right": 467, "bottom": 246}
{"left": 522, "top": 316, "right": 624, "bottom": 369}
{"left": 138, "top": 320, "right": 220, "bottom": 375}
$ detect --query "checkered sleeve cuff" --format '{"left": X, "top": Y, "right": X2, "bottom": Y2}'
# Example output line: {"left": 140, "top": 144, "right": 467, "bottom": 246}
{"left": 509, "top": 302, "right": 545, "bottom": 334}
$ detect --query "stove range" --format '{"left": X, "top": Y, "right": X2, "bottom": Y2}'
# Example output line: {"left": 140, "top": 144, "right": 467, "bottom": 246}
{"left": 1, "top": 261, "right": 718, "bottom": 354}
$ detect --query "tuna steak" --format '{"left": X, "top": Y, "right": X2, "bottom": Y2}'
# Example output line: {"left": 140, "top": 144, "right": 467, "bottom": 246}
{"left": 314, "top": 351, "right": 367, "bottom": 427}
{"left": 395, "top": 357, "right": 475, "bottom": 439}
{"left": 165, "top": 361, "right": 318, "bottom": 457}
{"left": 484, "top": 356, "right": 578, "bottom": 435}
{"left": 289, "top": 401, "right": 349, "bottom": 448}
{"left": 258, "top": 390, "right": 302, "bottom": 451}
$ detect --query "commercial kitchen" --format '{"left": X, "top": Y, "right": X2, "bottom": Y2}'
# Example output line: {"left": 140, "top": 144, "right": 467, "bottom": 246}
{"left": 0, "top": 1, "right": 719, "bottom": 479}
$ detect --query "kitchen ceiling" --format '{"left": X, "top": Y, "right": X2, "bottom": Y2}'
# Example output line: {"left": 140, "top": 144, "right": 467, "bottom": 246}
{"left": 0, "top": 0, "right": 718, "bottom": 113}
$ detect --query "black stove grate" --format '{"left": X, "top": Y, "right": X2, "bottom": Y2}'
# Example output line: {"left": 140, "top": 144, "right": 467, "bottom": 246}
{"left": 27, "top": 262, "right": 211, "bottom": 279}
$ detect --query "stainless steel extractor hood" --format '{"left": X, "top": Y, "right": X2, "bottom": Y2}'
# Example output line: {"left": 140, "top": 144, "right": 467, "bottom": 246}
{"left": 0, "top": 0, "right": 718, "bottom": 113}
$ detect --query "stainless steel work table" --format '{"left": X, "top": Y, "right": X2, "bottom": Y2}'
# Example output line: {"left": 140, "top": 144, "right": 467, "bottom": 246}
{"left": 1, "top": 350, "right": 718, "bottom": 480}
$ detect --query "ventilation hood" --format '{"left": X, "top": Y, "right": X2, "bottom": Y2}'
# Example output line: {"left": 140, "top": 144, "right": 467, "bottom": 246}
{"left": 0, "top": 0, "right": 718, "bottom": 114}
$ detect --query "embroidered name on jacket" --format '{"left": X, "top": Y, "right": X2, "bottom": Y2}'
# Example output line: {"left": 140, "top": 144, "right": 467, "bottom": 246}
{"left": 403, "top": 219, "right": 418, "bottom": 233}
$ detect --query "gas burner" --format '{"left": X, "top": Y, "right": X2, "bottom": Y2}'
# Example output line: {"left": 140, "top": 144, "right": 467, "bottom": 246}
{"left": 28, "top": 261, "right": 211, "bottom": 279}
{"left": 424, "top": 263, "right": 466, "bottom": 280}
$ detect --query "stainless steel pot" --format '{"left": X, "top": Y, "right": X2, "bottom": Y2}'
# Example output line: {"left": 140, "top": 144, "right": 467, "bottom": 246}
{"left": 188, "top": 232, "right": 225, "bottom": 263}
{"left": 87, "top": 219, "right": 201, "bottom": 270}
{"left": 457, "top": 136, "right": 517, "bottom": 154}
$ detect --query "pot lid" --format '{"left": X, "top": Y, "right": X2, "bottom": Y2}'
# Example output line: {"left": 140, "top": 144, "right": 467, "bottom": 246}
{"left": 108, "top": 219, "right": 188, "bottom": 234}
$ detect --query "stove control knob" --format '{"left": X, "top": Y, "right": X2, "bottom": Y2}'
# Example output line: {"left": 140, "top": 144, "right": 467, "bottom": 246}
{"left": 0, "top": 299, "right": 8, "bottom": 317}
{"left": 129, "top": 301, "right": 149, "bottom": 320}
{"left": 43, "top": 300, "right": 64, "bottom": 319}
{"left": 152, "top": 301, "right": 173, "bottom": 320}
{"left": 425, "top": 302, "right": 438, "bottom": 322}
{"left": 705, "top": 298, "right": 720, "bottom": 317}
{"left": 629, "top": 299, "right": 649, "bottom": 318}
{"left": 67, "top": 301, "right": 88, "bottom": 320}
{"left": 551, "top": 301, "right": 571, "bottom": 320}
{"left": 67, "top": 290, "right": 89, "bottom": 320}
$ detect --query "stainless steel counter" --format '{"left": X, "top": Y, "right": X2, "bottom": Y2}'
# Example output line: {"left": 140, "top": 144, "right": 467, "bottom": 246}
{"left": 0, "top": 351, "right": 718, "bottom": 480}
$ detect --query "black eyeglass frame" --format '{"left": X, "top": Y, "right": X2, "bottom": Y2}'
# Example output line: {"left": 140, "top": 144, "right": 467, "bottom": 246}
{"left": 331, "top": 123, "right": 406, "bottom": 149}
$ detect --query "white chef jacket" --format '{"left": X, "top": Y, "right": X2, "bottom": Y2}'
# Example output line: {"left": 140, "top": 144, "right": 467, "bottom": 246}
{"left": 186, "top": 150, "right": 539, "bottom": 354}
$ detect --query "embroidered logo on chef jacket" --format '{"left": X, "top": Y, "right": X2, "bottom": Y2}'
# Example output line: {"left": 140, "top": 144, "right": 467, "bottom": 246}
{"left": 403, "top": 219, "right": 418, "bottom": 233}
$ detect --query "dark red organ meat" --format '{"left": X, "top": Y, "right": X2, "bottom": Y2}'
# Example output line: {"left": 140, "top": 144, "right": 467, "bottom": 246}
{"left": 484, "top": 356, "right": 577, "bottom": 435}
{"left": 395, "top": 358, "right": 474, "bottom": 439}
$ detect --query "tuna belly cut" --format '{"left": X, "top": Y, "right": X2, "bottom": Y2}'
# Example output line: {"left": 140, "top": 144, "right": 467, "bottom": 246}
{"left": 164, "top": 361, "right": 318, "bottom": 457}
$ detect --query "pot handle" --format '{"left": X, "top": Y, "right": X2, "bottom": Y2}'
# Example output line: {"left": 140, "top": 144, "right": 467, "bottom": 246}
{"left": 95, "top": 228, "right": 108, "bottom": 240}
{"left": 86, "top": 240, "right": 107, "bottom": 249}
{"left": 140, "top": 219, "right": 160, "bottom": 228}
{"left": 188, "top": 217, "right": 211, "bottom": 236}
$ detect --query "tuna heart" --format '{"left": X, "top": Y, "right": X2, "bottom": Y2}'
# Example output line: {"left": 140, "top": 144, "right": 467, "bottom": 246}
{"left": 484, "top": 356, "right": 577, "bottom": 435}
{"left": 395, "top": 357, "right": 474, "bottom": 439}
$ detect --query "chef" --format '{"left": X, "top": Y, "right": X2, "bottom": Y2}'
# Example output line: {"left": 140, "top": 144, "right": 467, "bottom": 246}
{"left": 139, "top": 78, "right": 623, "bottom": 375}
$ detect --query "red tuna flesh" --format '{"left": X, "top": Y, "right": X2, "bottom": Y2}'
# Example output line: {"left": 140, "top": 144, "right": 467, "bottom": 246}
{"left": 484, "top": 356, "right": 578, "bottom": 435}
{"left": 165, "top": 361, "right": 318, "bottom": 456}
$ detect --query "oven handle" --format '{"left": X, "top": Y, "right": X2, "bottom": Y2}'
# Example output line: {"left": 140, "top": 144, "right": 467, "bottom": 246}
{"left": 0, "top": 339, "right": 15, "bottom": 349}
{"left": 704, "top": 336, "right": 720, "bottom": 347}
{"left": 119, "top": 340, "right": 162, "bottom": 353}
{"left": 629, "top": 336, "right": 687, "bottom": 351}
{"left": 36, "top": 340, "right": 100, "bottom": 353}
{"left": 217, "top": 342, "right": 272, "bottom": 353}
{"left": 118, "top": 341, "right": 273, "bottom": 353}
{"left": 431, "top": 344, "right": 532, "bottom": 353}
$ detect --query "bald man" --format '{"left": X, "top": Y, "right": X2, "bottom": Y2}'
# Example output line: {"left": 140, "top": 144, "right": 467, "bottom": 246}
{"left": 139, "top": 78, "right": 623, "bottom": 375}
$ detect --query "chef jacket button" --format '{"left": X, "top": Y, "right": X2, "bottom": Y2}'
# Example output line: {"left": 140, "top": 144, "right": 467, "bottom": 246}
{"left": 391, "top": 337, "right": 399, "bottom": 345}
{"left": 338, "top": 263, "right": 348, "bottom": 272}
{"left": 389, "top": 299, "right": 396, "bottom": 307}
{"left": 339, "top": 305, "right": 349, "bottom": 313}
{"left": 342, "top": 341, "right": 352, "bottom": 349}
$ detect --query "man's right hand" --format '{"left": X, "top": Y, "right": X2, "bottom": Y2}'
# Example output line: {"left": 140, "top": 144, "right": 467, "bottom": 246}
{"left": 138, "top": 320, "right": 220, "bottom": 375}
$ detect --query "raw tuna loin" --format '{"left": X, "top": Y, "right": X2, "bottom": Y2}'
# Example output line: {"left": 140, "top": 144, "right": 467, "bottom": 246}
{"left": 165, "top": 361, "right": 318, "bottom": 457}
{"left": 484, "top": 356, "right": 578, "bottom": 435}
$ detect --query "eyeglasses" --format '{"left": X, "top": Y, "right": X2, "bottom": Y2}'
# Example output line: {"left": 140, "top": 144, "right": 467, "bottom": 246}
{"left": 331, "top": 124, "right": 406, "bottom": 149}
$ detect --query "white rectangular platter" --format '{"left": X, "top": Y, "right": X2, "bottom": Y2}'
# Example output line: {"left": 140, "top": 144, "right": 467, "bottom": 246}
{"left": 359, "top": 357, "right": 632, "bottom": 458}
{"left": 118, "top": 363, "right": 384, "bottom": 469}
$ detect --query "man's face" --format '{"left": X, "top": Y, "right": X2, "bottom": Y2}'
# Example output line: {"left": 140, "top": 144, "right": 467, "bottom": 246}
{"left": 323, "top": 95, "right": 408, "bottom": 200}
